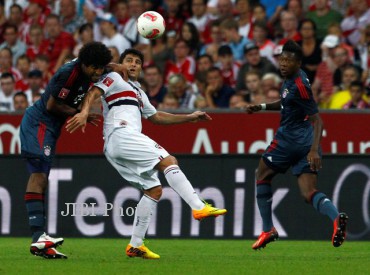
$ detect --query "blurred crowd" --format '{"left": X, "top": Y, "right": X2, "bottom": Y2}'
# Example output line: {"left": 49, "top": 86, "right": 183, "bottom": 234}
{"left": 0, "top": 0, "right": 369, "bottom": 112}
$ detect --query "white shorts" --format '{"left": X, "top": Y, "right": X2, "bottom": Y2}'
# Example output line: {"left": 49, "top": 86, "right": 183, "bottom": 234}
{"left": 104, "top": 128, "right": 170, "bottom": 190}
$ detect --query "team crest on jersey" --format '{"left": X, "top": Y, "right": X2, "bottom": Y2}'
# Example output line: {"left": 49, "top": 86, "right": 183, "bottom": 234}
{"left": 44, "top": 145, "right": 51, "bottom": 156}
{"left": 282, "top": 89, "right": 289, "bottom": 98}
{"left": 58, "top": 88, "right": 70, "bottom": 99}
{"left": 103, "top": 77, "right": 114, "bottom": 87}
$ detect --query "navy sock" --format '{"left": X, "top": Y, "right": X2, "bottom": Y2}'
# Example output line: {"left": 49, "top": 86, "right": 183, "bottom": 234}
{"left": 256, "top": 180, "right": 274, "bottom": 232}
{"left": 311, "top": 192, "right": 339, "bottom": 221}
{"left": 25, "top": 192, "right": 45, "bottom": 242}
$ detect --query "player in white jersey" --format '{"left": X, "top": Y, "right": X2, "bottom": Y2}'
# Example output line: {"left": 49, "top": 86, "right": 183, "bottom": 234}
{"left": 66, "top": 49, "right": 227, "bottom": 259}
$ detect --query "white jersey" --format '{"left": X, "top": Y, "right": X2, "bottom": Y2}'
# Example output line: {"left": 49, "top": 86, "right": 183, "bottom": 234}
{"left": 94, "top": 72, "right": 157, "bottom": 139}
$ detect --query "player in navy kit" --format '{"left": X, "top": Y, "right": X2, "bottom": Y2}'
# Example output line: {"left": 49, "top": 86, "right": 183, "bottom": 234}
{"left": 20, "top": 42, "right": 112, "bottom": 259}
{"left": 245, "top": 40, "right": 348, "bottom": 250}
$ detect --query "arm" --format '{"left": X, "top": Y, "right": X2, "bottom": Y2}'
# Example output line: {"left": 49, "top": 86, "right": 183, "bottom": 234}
{"left": 244, "top": 100, "right": 281, "bottom": 113}
{"left": 307, "top": 113, "right": 323, "bottom": 172}
{"left": 46, "top": 95, "right": 80, "bottom": 118}
{"left": 148, "top": 110, "right": 211, "bottom": 125}
{"left": 65, "top": 86, "right": 103, "bottom": 133}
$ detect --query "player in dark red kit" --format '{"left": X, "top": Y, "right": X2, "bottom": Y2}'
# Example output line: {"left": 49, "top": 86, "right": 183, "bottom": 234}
{"left": 245, "top": 40, "right": 348, "bottom": 250}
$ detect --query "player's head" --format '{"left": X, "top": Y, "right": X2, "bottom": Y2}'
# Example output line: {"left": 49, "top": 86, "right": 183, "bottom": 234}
{"left": 78, "top": 41, "right": 112, "bottom": 82}
{"left": 119, "top": 48, "right": 144, "bottom": 80}
{"left": 279, "top": 40, "right": 302, "bottom": 78}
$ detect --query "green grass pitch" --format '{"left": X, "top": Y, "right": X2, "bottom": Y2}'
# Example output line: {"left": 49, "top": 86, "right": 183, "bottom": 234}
{"left": 0, "top": 238, "right": 369, "bottom": 274}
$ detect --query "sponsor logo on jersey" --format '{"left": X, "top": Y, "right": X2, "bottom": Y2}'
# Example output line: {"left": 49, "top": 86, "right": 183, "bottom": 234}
{"left": 58, "top": 88, "right": 70, "bottom": 99}
{"left": 103, "top": 77, "right": 114, "bottom": 87}
{"left": 44, "top": 145, "right": 51, "bottom": 156}
{"left": 120, "top": 120, "right": 127, "bottom": 127}
{"left": 282, "top": 89, "right": 289, "bottom": 98}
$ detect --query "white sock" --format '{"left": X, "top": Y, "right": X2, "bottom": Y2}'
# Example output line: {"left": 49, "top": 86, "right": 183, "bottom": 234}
{"left": 130, "top": 195, "right": 157, "bottom": 247}
{"left": 164, "top": 165, "right": 205, "bottom": 210}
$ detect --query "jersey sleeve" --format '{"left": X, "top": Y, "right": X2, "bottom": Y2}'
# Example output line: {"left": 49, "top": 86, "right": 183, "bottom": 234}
{"left": 94, "top": 72, "right": 121, "bottom": 95}
{"left": 141, "top": 90, "right": 157, "bottom": 118}
{"left": 49, "top": 69, "right": 73, "bottom": 102}
{"left": 293, "top": 76, "right": 318, "bottom": 116}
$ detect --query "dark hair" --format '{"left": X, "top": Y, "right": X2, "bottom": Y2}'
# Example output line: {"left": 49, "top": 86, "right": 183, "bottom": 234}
{"left": 218, "top": 45, "right": 233, "bottom": 56}
{"left": 298, "top": 18, "right": 317, "bottom": 32}
{"left": 144, "top": 64, "right": 162, "bottom": 74}
{"left": 207, "top": 66, "right": 221, "bottom": 75}
{"left": 78, "top": 42, "right": 112, "bottom": 67}
{"left": 349, "top": 80, "right": 364, "bottom": 89}
{"left": 78, "top": 23, "right": 93, "bottom": 35}
{"left": 13, "top": 91, "right": 28, "bottom": 100}
{"left": 0, "top": 72, "right": 15, "bottom": 81}
{"left": 197, "top": 54, "right": 214, "bottom": 63}
{"left": 282, "top": 40, "right": 303, "bottom": 61}
{"left": 4, "top": 23, "right": 18, "bottom": 33}
{"left": 119, "top": 48, "right": 144, "bottom": 66}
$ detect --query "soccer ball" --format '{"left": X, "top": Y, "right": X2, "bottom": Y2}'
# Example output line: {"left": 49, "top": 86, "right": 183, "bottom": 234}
{"left": 137, "top": 11, "right": 165, "bottom": 40}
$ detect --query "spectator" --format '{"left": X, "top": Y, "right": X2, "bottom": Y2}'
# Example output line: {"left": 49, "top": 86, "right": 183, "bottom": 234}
{"left": 0, "top": 1, "right": 6, "bottom": 44}
{"left": 23, "top": 0, "right": 49, "bottom": 44}
{"left": 108, "top": 46, "right": 120, "bottom": 63}
{"left": 82, "top": 1, "right": 102, "bottom": 42}
{"left": 113, "top": 0, "right": 130, "bottom": 34}
{"left": 34, "top": 54, "right": 51, "bottom": 88}
{"left": 196, "top": 54, "right": 214, "bottom": 73}
{"left": 60, "top": 0, "right": 85, "bottom": 34}
{"left": 236, "top": 41, "right": 277, "bottom": 92}
{"left": 162, "top": 0, "right": 187, "bottom": 33}
{"left": 220, "top": 18, "right": 250, "bottom": 62}
{"left": 0, "top": 24, "right": 27, "bottom": 66}
{"left": 73, "top": 23, "right": 94, "bottom": 57}
{"left": 122, "top": 0, "right": 151, "bottom": 49}
{"left": 342, "top": 80, "right": 370, "bottom": 109}
{"left": 215, "top": 0, "right": 235, "bottom": 21}
{"left": 199, "top": 19, "right": 223, "bottom": 57}
{"left": 165, "top": 39, "right": 196, "bottom": 83}
{"left": 15, "top": 54, "right": 31, "bottom": 92}
{"left": 229, "top": 93, "right": 248, "bottom": 109}
{"left": 297, "top": 19, "right": 322, "bottom": 83}
{"left": 260, "top": 0, "right": 287, "bottom": 20}
{"left": 13, "top": 91, "right": 29, "bottom": 111}
{"left": 99, "top": 12, "right": 130, "bottom": 54}
{"left": 143, "top": 64, "right": 168, "bottom": 108}
{"left": 0, "top": 47, "right": 22, "bottom": 81}
{"left": 327, "top": 22, "right": 355, "bottom": 62}
{"left": 244, "top": 70, "right": 265, "bottom": 104}
{"left": 287, "top": 0, "right": 304, "bottom": 22}
{"left": 311, "top": 35, "right": 340, "bottom": 107}
{"left": 261, "top": 72, "right": 282, "bottom": 94}
{"left": 24, "top": 69, "right": 44, "bottom": 106}
{"left": 340, "top": 0, "right": 370, "bottom": 46}
{"left": 306, "top": 0, "right": 343, "bottom": 41}
{"left": 204, "top": 66, "right": 235, "bottom": 108}
{"left": 277, "top": 10, "right": 301, "bottom": 45}
{"left": 0, "top": 72, "right": 17, "bottom": 111}
{"left": 235, "top": 0, "right": 253, "bottom": 39}
{"left": 265, "top": 86, "right": 281, "bottom": 102}
{"left": 187, "top": 0, "right": 213, "bottom": 43}
{"left": 151, "top": 34, "right": 172, "bottom": 74}
{"left": 8, "top": 4, "right": 27, "bottom": 43}
{"left": 181, "top": 22, "right": 203, "bottom": 58}
{"left": 253, "top": 20, "right": 277, "bottom": 67}
{"left": 192, "top": 70, "right": 208, "bottom": 96}
{"left": 167, "top": 73, "right": 196, "bottom": 109}
{"left": 42, "top": 14, "right": 76, "bottom": 73}
{"left": 26, "top": 24, "right": 46, "bottom": 63}
{"left": 158, "top": 93, "right": 180, "bottom": 110}
{"left": 217, "top": 45, "right": 240, "bottom": 88}
{"left": 328, "top": 65, "right": 363, "bottom": 109}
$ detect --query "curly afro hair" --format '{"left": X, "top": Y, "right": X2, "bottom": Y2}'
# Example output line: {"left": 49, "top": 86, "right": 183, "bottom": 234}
{"left": 78, "top": 42, "right": 112, "bottom": 68}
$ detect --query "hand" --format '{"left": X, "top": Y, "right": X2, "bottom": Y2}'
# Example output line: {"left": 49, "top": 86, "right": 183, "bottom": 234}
{"left": 106, "top": 63, "right": 128, "bottom": 81}
{"left": 307, "top": 150, "right": 322, "bottom": 172}
{"left": 244, "top": 104, "right": 262, "bottom": 114}
{"left": 65, "top": 112, "right": 92, "bottom": 133}
{"left": 87, "top": 113, "right": 101, "bottom": 127}
{"left": 188, "top": 111, "right": 212, "bottom": 122}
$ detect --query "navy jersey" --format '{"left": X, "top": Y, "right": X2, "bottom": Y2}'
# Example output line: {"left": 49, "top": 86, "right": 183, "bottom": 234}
{"left": 279, "top": 69, "right": 318, "bottom": 142}
{"left": 29, "top": 59, "right": 92, "bottom": 134}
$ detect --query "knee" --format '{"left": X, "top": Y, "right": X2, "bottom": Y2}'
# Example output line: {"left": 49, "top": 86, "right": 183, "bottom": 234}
{"left": 156, "top": 155, "right": 178, "bottom": 172}
{"left": 145, "top": 185, "right": 162, "bottom": 200}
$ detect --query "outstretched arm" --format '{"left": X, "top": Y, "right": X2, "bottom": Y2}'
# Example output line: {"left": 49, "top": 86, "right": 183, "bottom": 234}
{"left": 148, "top": 110, "right": 212, "bottom": 125}
{"left": 65, "top": 86, "right": 103, "bottom": 133}
{"left": 244, "top": 100, "right": 281, "bottom": 114}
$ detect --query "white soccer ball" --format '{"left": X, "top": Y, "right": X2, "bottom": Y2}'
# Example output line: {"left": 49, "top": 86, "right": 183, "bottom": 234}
{"left": 137, "top": 11, "right": 166, "bottom": 40}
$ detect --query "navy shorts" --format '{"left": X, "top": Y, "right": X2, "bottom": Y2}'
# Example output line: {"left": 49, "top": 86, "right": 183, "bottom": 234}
{"left": 20, "top": 109, "right": 57, "bottom": 165}
{"left": 262, "top": 129, "right": 319, "bottom": 176}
